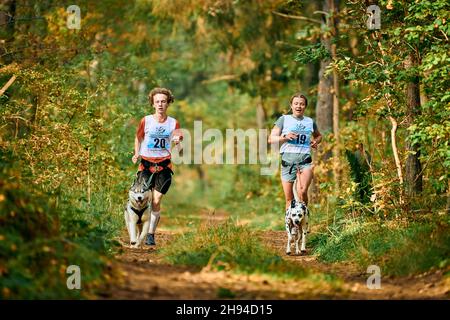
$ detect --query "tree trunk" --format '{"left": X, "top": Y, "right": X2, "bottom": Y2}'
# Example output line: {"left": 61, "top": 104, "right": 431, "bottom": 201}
{"left": 329, "top": 0, "right": 340, "bottom": 191}
{"left": 256, "top": 96, "right": 267, "bottom": 129}
{"left": 405, "top": 54, "right": 423, "bottom": 196}
{"left": 311, "top": 0, "right": 334, "bottom": 202}
{"left": 0, "top": 0, "right": 16, "bottom": 64}
{"left": 195, "top": 166, "right": 206, "bottom": 193}
{"left": 0, "top": 0, "right": 16, "bottom": 36}
{"left": 303, "top": 61, "right": 319, "bottom": 90}
{"left": 315, "top": 0, "right": 333, "bottom": 154}
{"left": 446, "top": 180, "right": 450, "bottom": 214}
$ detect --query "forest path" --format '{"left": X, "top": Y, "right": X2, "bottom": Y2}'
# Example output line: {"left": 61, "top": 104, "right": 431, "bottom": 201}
{"left": 99, "top": 210, "right": 449, "bottom": 299}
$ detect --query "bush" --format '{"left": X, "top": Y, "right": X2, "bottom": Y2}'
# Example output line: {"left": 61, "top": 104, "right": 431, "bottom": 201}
{"left": 0, "top": 150, "right": 116, "bottom": 299}
{"left": 311, "top": 215, "right": 450, "bottom": 276}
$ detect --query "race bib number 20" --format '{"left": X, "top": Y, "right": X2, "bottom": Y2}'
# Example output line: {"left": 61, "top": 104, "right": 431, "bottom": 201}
{"left": 148, "top": 136, "right": 168, "bottom": 149}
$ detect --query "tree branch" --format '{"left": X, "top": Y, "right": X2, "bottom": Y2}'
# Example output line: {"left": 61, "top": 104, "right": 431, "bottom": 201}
{"left": 272, "top": 11, "right": 322, "bottom": 24}
{"left": 388, "top": 115, "right": 404, "bottom": 186}
{"left": 201, "top": 75, "right": 237, "bottom": 84}
{"left": 0, "top": 75, "right": 16, "bottom": 96}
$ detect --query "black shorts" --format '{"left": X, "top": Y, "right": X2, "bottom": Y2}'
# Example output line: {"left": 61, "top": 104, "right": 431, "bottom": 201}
{"left": 149, "top": 168, "right": 172, "bottom": 194}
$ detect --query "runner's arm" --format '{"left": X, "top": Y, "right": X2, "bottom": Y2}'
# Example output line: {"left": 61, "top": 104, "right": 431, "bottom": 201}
{"left": 133, "top": 118, "right": 145, "bottom": 163}
{"left": 133, "top": 136, "right": 141, "bottom": 159}
{"left": 268, "top": 126, "right": 293, "bottom": 144}
{"left": 172, "top": 121, "right": 183, "bottom": 144}
{"left": 311, "top": 122, "right": 322, "bottom": 149}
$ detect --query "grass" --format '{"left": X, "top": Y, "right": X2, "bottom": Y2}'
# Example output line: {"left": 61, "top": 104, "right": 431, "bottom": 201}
{"left": 153, "top": 164, "right": 450, "bottom": 281}
{"left": 161, "top": 219, "right": 309, "bottom": 279}
{"left": 217, "top": 287, "right": 237, "bottom": 299}
{"left": 160, "top": 201, "right": 205, "bottom": 231}
{"left": 310, "top": 214, "right": 450, "bottom": 276}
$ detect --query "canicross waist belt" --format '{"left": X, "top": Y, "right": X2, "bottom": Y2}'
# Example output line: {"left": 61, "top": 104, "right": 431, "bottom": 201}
{"left": 141, "top": 159, "right": 174, "bottom": 174}
{"left": 281, "top": 156, "right": 312, "bottom": 175}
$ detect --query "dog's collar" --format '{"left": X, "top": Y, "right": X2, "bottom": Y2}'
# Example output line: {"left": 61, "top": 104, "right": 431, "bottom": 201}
{"left": 130, "top": 205, "right": 148, "bottom": 225}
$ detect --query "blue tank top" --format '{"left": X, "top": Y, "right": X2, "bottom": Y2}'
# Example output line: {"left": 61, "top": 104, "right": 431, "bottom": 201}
{"left": 275, "top": 115, "right": 315, "bottom": 154}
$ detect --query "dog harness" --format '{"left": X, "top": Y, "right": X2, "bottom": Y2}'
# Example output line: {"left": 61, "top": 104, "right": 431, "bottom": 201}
{"left": 281, "top": 156, "right": 312, "bottom": 175}
{"left": 130, "top": 205, "right": 149, "bottom": 225}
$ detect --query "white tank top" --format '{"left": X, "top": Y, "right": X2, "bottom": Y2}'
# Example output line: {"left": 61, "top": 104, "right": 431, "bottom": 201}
{"left": 279, "top": 115, "right": 314, "bottom": 154}
{"left": 139, "top": 115, "right": 177, "bottom": 158}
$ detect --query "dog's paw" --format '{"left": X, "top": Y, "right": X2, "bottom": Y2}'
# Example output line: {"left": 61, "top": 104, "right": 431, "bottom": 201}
{"left": 300, "top": 250, "right": 307, "bottom": 255}
{"left": 286, "top": 251, "right": 291, "bottom": 255}
{"left": 130, "top": 241, "right": 136, "bottom": 245}
{"left": 131, "top": 242, "right": 140, "bottom": 249}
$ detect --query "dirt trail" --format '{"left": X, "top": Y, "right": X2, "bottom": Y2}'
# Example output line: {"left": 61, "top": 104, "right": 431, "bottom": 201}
{"left": 99, "top": 212, "right": 450, "bottom": 300}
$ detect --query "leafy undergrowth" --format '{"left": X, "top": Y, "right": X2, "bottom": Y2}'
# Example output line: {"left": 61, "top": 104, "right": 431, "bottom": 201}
{"left": 161, "top": 219, "right": 336, "bottom": 284}
{"left": 0, "top": 151, "right": 120, "bottom": 299}
{"left": 310, "top": 214, "right": 450, "bottom": 276}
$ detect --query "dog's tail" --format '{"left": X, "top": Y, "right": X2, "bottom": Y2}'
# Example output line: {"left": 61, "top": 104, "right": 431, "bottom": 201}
{"left": 292, "top": 178, "right": 301, "bottom": 204}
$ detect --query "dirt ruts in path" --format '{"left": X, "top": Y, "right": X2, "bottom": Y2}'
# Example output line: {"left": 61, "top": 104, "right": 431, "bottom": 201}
{"left": 100, "top": 230, "right": 341, "bottom": 299}
{"left": 260, "top": 230, "right": 450, "bottom": 299}
{"left": 100, "top": 213, "right": 450, "bottom": 299}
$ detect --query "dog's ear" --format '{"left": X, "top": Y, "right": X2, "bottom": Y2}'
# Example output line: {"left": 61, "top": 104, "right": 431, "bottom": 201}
{"left": 131, "top": 175, "right": 138, "bottom": 188}
{"left": 287, "top": 218, "right": 293, "bottom": 228}
{"left": 144, "top": 174, "right": 152, "bottom": 190}
{"left": 301, "top": 203, "right": 308, "bottom": 213}
{"left": 291, "top": 199, "right": 296, "bottom": 208}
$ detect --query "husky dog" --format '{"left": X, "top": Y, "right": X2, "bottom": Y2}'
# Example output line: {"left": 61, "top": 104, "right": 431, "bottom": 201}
{"left": 285, "top": 179, "right": 309, "bottom": 255}
{"left": 124, "top": 171, "right": 153, "bottom": 248}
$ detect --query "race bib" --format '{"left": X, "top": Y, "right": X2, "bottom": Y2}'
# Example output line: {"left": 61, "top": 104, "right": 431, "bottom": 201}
{"left": 147, "top": 134, "right": 170, "bottom": 150}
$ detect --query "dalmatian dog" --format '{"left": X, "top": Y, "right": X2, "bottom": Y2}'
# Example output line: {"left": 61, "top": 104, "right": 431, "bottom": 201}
{"left": 285, "top": 180, "right": 309, "bottom": 255}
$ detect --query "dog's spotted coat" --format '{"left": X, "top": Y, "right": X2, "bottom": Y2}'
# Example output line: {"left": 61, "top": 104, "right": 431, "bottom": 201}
{"left": 285, "top": 180, "right": 309, "bottom": 255}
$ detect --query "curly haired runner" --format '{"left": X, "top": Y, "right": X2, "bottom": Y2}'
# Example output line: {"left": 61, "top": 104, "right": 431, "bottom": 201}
{"left": 132, "top": 87, "right": 183, "bottom": 246}
{"left": 269, "top": 93, "right": 322, "bottom": 210}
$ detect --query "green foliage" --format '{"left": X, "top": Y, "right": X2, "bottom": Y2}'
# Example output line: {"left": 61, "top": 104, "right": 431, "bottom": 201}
{"left": 311, "top": 215, "right": 450, "bottom": 276}
{"left": 217, "top": 287, "right": 236, "bottom": 299}
{"left": 1, "top": 0, "right": 449, "bottom": 298}
{"left": 295, "top": 43, "right": 331, "bottom": 64}
{"left": 0, "top": 150, "right": 114, "bottom": 299}
{"left": 344, "top": 148, "right": 372, "bottom": 204}
{"left": 333, "top": 0, "right": 450, "bottom": 215}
